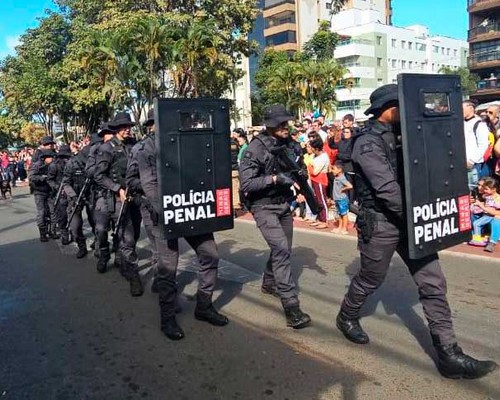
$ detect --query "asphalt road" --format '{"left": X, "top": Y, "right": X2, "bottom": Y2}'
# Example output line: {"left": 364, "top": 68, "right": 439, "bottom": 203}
{"left": 0, "top": 188, "right": 499, "bottom": 400}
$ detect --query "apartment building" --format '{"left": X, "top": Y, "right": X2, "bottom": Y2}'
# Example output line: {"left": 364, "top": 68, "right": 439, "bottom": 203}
{"left": 332, "top": 5, "right": 468, "bottom": 120}
{"left": 468, "top": 0, "right": 500, "bottom": 103}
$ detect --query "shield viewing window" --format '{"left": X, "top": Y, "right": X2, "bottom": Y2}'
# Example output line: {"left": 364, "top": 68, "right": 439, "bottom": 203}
{"left": 178, "top": 110, "right": 214, "bottom": 131}
{"left": 422, "top": 91, "right": 451, "bottom": 116}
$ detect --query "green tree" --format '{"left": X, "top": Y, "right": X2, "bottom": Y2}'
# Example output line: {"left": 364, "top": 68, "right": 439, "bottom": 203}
{"left": 439, "top": 66, "right": 479, "bottom": 98}
{"left": 303, "top": 20, "right": 339, "bottom": 61}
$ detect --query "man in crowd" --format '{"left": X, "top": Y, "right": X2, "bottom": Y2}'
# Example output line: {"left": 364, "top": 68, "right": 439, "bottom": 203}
{"left": 239, "top": 104, "right": 311, "bottom": 329}
{"left": 336, "top": 84, "right": 497, "bottom": 379}
{"left": 463, "top": 100, "right": 490, "bottom": 189}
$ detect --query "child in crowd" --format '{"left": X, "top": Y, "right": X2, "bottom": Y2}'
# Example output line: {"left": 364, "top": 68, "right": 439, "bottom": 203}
{"left": 308, "top": 138, "right": 330, "bottom": 229}
{"left": 469, "top": 177, "right": 500, "bottom": 251}
{"left": 331, "top": 161, "right": 352, "bottom": 234}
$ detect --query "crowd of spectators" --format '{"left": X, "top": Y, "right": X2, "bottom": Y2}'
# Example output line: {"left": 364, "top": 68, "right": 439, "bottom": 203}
{"left": 230, "top": 114, "right": 358, "bottom": 234}
{"left": 0, "top": 139, "right": 88, "bottom": 190}
{"left": 465, "top": 102, "right": 500, "bottom": 252}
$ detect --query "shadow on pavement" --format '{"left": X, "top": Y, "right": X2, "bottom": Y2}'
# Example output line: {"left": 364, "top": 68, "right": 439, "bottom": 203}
{"left": 0, "top": 238, "right": 366, "bottom": 400}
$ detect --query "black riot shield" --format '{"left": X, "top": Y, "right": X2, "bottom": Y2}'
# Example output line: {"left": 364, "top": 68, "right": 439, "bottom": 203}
{"left": 398, "top": 73, "right": 472, "bottom": 259}
{"left": 154, "top": 98, "right": 234, "bottom": 239}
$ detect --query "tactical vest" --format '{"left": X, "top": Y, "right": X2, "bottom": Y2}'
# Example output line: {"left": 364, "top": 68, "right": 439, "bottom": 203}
{"left": 246, "top": 133, "right": 293, "bottom": 205}
{"left": 109, "top": 137, "right": 129, "bottom": 187}
{"left": 72, "top": 155, "right": 87, "bottom": 193}
{"left": 354, "top": 123, "right": 402, "bottom": 211}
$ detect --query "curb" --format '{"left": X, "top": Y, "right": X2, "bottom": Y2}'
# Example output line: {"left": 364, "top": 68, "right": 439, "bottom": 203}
{"left": 235, "top": 218, "right": 500, "bottom": 265}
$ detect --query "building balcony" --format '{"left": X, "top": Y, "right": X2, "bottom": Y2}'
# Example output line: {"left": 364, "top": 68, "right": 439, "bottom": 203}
{"left": 263, "top": 1, "right": 295, "bottom": 17}
{"left": 334, "top": 40, "right": 375, "bottom": 59}
{"left": 468, "top": 21, "right": 500, "bottom": 42}
{"left": 471, "top": 77, "right": 500, "bottom": 100}
{"left": 269, "top": 42, "right": 298, "bottom": 52}
{"left": 468, "top": 0, "right": 500, "bottom": 13}
{"left": 264, "top": 23, "right": 297, "bottom": 37}
{"left": 468, "top": 51, "right": 500, "bottom": 70}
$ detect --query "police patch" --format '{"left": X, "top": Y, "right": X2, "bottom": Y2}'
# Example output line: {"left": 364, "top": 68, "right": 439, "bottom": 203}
{"left": 360, "top": 143, "right": 373, "bottom": 154}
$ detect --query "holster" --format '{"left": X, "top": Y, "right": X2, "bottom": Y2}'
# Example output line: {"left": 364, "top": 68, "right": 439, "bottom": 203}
{"left": 356, "top": 208, "right": 376, "bottom": 243}
{"left": 106, "top": 190, "right": 116, "bottom": 214}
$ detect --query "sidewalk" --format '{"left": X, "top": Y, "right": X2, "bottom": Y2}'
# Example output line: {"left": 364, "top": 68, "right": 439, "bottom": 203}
{"left": 235, "top": 210, "right": 500, "bottom": 261}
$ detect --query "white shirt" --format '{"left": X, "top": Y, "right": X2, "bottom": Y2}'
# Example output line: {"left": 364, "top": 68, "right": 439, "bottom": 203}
{"left": 464, "top": 116, "right": 490, "bottom": 164}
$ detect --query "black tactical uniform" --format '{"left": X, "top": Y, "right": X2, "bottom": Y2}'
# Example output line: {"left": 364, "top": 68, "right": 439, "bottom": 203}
{"left": 85, "top": 133, "right": 104, "bottom": 248}
{"left": 47, "top": 145, "right": 72, "bottom": 243}
{"left": 134, "top": 115, "right": 228, "bottom": 341}
{"left": 63, "top": 145, "right": 92, "bottom": 258}
{"left": 29, "top": 149, "right": 57, "bottom": 242}
{"left": 32, "top": 136, "right": 56, "bottom": 164}
{"left": 239, "top": 104, "right": 311, "bottom": 329}
{"left": 94, "top": 113, "right": 143, "bottom": 296}
{"left": 336, "top": 84, "right": 497, "bottom": 380}
{"left": 125, "top": 110, "right": 158, "bottom": 278}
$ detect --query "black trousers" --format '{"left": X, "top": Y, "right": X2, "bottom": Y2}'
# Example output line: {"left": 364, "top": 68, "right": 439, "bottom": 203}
{"left": 340, "top": 219, "right": 456, "bottom": 345}
{"left": 252, "top": 203, "right": 299, "bottom": 309}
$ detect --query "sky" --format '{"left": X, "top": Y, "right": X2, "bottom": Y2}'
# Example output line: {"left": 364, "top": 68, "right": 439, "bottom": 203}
{"left": 0, "top": 0, "right": 469, "bottom": 58}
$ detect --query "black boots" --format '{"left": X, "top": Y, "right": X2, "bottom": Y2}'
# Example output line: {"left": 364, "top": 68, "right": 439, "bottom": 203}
{"left": 435, "top": 343, "right": 498, "bottom": 379}
{"left": 61, "top": 229, "right": 71, "bottom": 245}
{"left": 194, "top": 293, "right": 229, "bottom": 326}
{"left": 129, "top": 272, "right": 144, "bottom": 297}
{"left": 161, "top": 315, "right": 185, "bottom": 341}
{"left": 336, "top": 311, "right": 370, "bottom": 344}
{"left": 49, "top": 225, "right": 60, "bottom": 240}
{"left": 284, "top": 305, "right": 311, "bottom": 329}
{"left": 38, "top": 226, "right": 49, "bottom": 243}
{"left": 160, "top": 295, "right": 184, "bottom": 341}
{"left": 96, "top": 256, "right": 108, "bottom": 273}
{"left": 76, "top": 240, "right": 88, "bottom": 259}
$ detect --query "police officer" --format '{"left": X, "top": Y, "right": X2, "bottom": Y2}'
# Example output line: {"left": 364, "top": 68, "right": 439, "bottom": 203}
{"left": 336, "top": 84, "right": 497, "bottom": 379}
{"left": 134, "top": 109, "right": 228, "bottom": 340}
{"left": 86, "top": 130, "right": 108, "bottom": 251}
{"left": 29, "top": 149, "right": 57, "bottom": 242}
{"left": 239, "top": 104, "right": 311, "bottom": 330}
{"left": 94, "top": 113, "right": 143, "bottom": 297}
{"left": 63, "top": 143, "right": 93, "bottom": 258}
{"left": 125, "top": 109, "right": 159, "bottom": 284}
{"left": 47, "top": 144, "right": 72, "bottom": 244}
{"left": 32, "top": 136, "right": 56, "bottom": 164}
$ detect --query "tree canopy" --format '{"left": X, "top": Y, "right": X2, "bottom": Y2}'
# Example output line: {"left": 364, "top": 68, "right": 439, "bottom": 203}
{"left": 0, "top": 0, "right": 258, "bottom": 142}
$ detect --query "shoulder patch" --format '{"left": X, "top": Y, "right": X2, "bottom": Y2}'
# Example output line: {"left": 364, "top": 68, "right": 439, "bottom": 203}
{"left": 244, "top": 151, "right": 253, "bottom": 159}
{"left": 360, "top": 143, "right": 374, "bottom": 154}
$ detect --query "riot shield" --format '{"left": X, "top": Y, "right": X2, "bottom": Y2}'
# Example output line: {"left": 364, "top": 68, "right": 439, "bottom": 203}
{"left": 398, "top": 73, "right": 472, "bottom": 259}
{"left": 154, "top": 98, "right": 234, "bottom": 239}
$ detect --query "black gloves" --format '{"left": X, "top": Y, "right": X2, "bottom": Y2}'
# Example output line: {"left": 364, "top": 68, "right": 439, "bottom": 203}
{"left": 275, "top": 173, "right": 295, "bottom": 187}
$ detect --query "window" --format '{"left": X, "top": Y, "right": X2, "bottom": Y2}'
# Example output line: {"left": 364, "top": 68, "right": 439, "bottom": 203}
{"left": 454, "top": 49, "right": 457, "bottom": 57}
{"left": 326, "top": 2, "right": 332, "bottom": 9}
{"left": 392, "top": 59, "right": 397, "bottom": 68}
{"left": 265, "top": 30, "right": 296, "bottom": 46}
{"left": 432, "top": 63, "right": 435, "bottom": 71}
{"left": 377, "top": 78, "right": 383, "bottom": 87}
{"left": 409, "top": 61, "right": 413, "bottom": 69}
{"left": 401, "top": 40, "right": 406, "bottom": 49}
{"left": 408, "top": 41, "right": 413, "bottom": 50}
{"left": 376, "top": 35, "right": 382, "bottom": 45}
{"left": 417, "top": 43, "right": 427, "bottom": 51}
{"left": 433, "top": 45, "right": 439, "bottom": 53}
{"left": 447, "top": 48, "right": 450, "bottom": 55}
{"left": 401, "top": 60, "right": 406, "bottom": 69}
{"left": 392, "top": 39, "right": 397, "bottom": 48}
{"left": 441, "top": 47, "right": 445, "bottom": 54}
{"left": 377, "top": 57, "right": 382, "bottom": 66}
